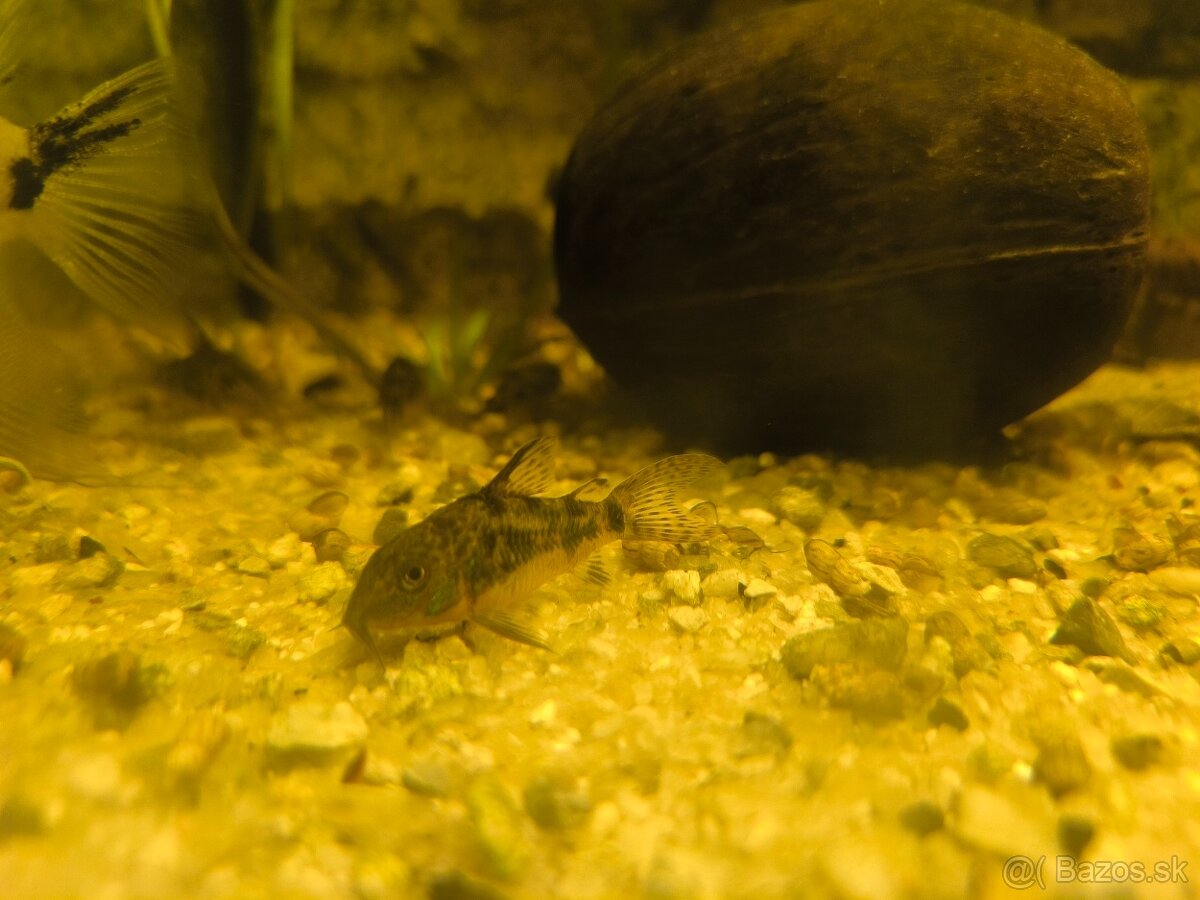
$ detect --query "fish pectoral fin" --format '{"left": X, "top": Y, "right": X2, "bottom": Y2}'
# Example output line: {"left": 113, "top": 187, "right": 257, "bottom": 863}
{"left": 473, "top": 610, "right": 554, "bottom": 652}
{"left": 482, "top": 436, "right": 557, "bottom": 498}
{"left": 575, "top": 551, "right": 614, "bottom": 586}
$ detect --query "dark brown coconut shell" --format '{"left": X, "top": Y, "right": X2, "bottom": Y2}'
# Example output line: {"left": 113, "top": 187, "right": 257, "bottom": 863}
{"left": 554, "top": 0, "right": 1151, "bottom": 457}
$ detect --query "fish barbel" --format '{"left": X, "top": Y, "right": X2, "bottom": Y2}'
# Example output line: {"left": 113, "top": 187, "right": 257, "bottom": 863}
{"left": 343, "top": 436, "right": 720, "bottom": 660}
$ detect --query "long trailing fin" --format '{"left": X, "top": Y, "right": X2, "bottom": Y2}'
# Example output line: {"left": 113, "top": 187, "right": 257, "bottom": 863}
{"left": 0, "top": 301, "right": 112, "bottom": 483}
{"left": 0, "top": 0, "right": 30, "bottom": 98}
{"left": 16, "top": 39, "right": 377, "bottom": 376}
{"left": 213, "top": 199, "right": 380, "bottom": 381}
{"left": 482, "top": 435, "right": 557, "bottom": 498}
{"left": 22, "top": 58, "right": 211, "bottom": 345}
{"left": 609, "top": 453, "right": 721, "bottom": 543}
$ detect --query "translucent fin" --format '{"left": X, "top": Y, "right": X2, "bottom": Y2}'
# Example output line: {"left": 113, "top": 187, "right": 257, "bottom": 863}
{"left": 0, "top": 0, "right": 30, "bottom": 99}
{"left": 566, "top": 476, "right": 609, "bottom": 499}
{"left": 576, "top": 552, "right": 614, "bottom": 586}
{"left": 215, "top": 200, "right": 380, "bottom": 380}
{"left": 609, "top": 453, "right": 721, "bottom": 543}
{"left": 473, "top": 609, "right": 554, "bottom": 651}
{"left": 23, "top": 58, "right": 212, "bottom": 344}
{"left": 483, "top": 435, "right": 557, "bottom": 498}
{"left": 0, "top": 301, "right": 110, "bottom": 483}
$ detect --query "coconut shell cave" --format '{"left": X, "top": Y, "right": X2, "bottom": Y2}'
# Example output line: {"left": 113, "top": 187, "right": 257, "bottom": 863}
{"left": 554, "top": 0, "right": 1151, "bottom": 457}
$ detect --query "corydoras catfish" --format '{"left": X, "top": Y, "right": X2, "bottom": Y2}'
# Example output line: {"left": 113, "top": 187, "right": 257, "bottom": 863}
{"left": 343, "top": 436, "right": 719, "bottom": 660}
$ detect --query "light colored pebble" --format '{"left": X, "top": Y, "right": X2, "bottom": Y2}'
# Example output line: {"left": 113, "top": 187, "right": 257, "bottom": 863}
{"left": 236, "top": 556, "right": 271, "bottom": 578}
{"left": 771, "top": 486, "right": 826, "bottom": 529}
{"left": 668, "top": 606, "right": 709, "bottom": 634}
{"left": 267, "top": 701, "right": 368, "bottom": 758}
{"left": 743, "top": 578, "right": 777, "bottom": 600}
{"left": 952, "top": 785, "right": 1055, "bottom": 859}
{"left": 702, "top": 568, "right": 743, "bottom": 600}
{"left": 376, "top": 464, "right": 423, "bottom": 505}
{"left": 12, "top": 563, "right": 61, "bottom": 589}
{"left": 267, "top": 532, "right": 304, "bottom": 568}
{"left": 66, "top": 753, "right": 129, "bottom": 802}
{"left": 1150, "top": 567, "right": 1200, "bottom": 596}
{"left": 57, "top": 553, "right": 124, "bottom": 590}
{"left": 661, "top": 569, "right": 701, "bottom": 605}
{"left": 298, "top": 562, "right": 348, "bottom": 604}
{"left": 736, "top": 507, "right": 777, "bottom": 525}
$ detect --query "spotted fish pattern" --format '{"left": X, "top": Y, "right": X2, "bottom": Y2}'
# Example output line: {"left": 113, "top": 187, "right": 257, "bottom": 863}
{"left": 342, "top": 436, "right": 719, "bottom": 660}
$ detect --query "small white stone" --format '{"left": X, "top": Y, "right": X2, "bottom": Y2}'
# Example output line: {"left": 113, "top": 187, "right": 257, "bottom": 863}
{"left": 298, "top": 562, "right": 348, "bottom": 604}
{"left": 236, "top": 556, "right": 271, "bottom": 578}
{"left": 743, "top": 578, "right": 777, "bottom": 600}
{"left": 702, "top": 569, "right": 744, "bottom": 600}
{"left": 1150, "top": 567, "right": 1200, "bottom": 596}
{"left": 529, "top": 699, "right": 557, "bottom": 726}
{"left": 668, "top": 606, "right": 709, "bottom": 634}
{"left": 267, "top": 701, "right": 368, "bottom": 756}
{"left": 267, "top": 533, "right": 303, "bottom": 568}
{"left": 737, "top": 507, "right": 777, "bottom": 525}
{"left": 662, "top": 569, "right": 701, "bottom": 605}
{"left": 12, "top": 563, "right": 60, "bottom": 589}
{"left": 66, "top": 753, "right": 126, "bottom": 802}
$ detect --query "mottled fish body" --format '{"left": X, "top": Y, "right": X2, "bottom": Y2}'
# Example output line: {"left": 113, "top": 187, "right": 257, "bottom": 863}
{"left": 343, "top": 436, "right": 719, "bottom": 659}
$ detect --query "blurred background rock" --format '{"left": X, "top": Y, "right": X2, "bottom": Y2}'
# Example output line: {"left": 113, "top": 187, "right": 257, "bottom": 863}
{"left": 13, "top": 0, "right": 1200, "bottom": 366}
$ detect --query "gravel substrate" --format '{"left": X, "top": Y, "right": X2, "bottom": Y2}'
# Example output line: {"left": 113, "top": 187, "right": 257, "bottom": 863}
{"left": 2, "top": 362, "right": 1199, "bottom": 898}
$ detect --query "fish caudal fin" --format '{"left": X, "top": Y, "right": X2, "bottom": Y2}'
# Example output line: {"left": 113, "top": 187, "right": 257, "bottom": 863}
{"left": 609, "top": 453, "right": 720, "bottom": 543}
{"left": 20, "top": 58, "right": 214, "bottom": 344}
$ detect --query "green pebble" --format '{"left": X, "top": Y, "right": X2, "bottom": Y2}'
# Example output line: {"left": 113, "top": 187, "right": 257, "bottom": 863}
{"left": 0, "top": 794, "right": 45, "bottom": 837}
{"left": 782, "top": 615, "right": 909, "bottom": 679}
{"left": 1058, "top": 814, "right": 1096, "bottom": 859}
{"left": 1162, "top": 636, "right": 1200, "bottom": 665}
{"left": 1051, "top": 597, "right": 1131, "bottom": 662}
{"left": 927, "top": 696, "right": 969, "bottom": 731}
{"left": 523, "top": 771, "right": 593, "bottom": 830}
{"left": 466, "top": 774, "right": 529, "bottom": 880}
{"left": 1033, "top": 729, "right": 1092, "bottom": 797}
{"left": 57, "top": 553, "right": 124, "bottom": 590}
{"left": 1110, "top": 733, "right": 1166, "bottom": 771}
{"left": 899, "top": 800, "right": 944, "bottom": 836}
{"left": 402, "top": 761, "right": 452, "bottom": 798}
{"left": 1115, "top": 595, "right": 1165, "bottom": 631}
{"left": 731, "top": 710, "right": 793, "bottom": 760}
{"left": 824, "top": 667, "right": 905, "bottom": 721}
{"left": 967, "top": 533, "right": 1037, "bottom": 579}
{"left": 428, "top": 871, "right": 510, "bottom": 900}
{"left": 0, "top": 622, "right": 28, "bottom": 673}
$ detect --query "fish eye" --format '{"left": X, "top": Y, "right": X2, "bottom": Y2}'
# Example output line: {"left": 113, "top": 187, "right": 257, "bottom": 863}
{"left": 402, "top": 565, "right": 427, "bottom": 588}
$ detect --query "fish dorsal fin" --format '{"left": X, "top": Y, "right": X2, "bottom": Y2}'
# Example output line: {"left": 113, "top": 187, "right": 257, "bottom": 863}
{"left": 483, "top": 436, "right": 557, "bottom": 498}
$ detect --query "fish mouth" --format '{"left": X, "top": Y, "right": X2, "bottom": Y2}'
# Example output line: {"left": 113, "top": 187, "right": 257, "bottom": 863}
{"left": 341, "top": 603, "right": 386, "bottom": 666}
